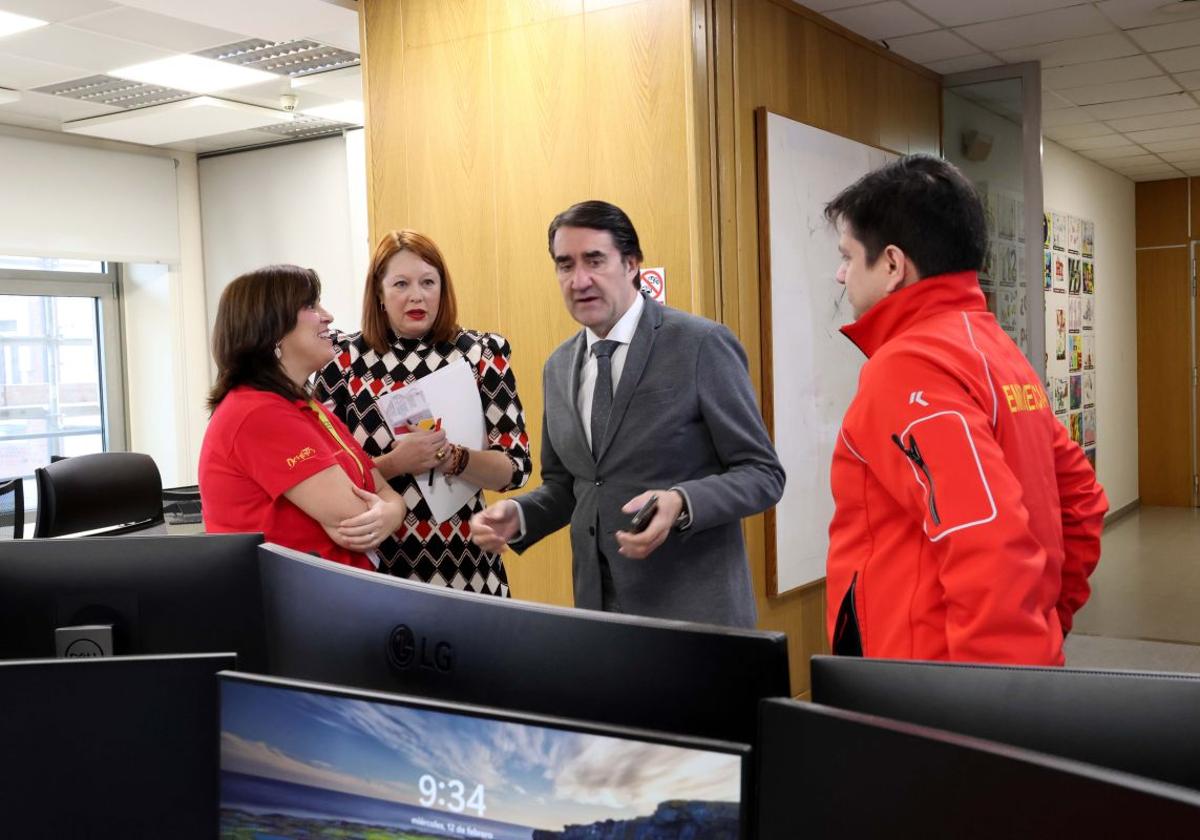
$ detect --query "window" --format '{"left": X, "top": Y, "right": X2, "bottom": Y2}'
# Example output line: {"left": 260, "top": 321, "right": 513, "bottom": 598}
{"left": 0, "top": 262, "right": 125, "bottom": 525}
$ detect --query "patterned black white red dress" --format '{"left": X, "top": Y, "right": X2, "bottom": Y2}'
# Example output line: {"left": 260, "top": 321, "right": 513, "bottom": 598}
{"left": 313, "top": 329, "right": 531, "bottom": 595}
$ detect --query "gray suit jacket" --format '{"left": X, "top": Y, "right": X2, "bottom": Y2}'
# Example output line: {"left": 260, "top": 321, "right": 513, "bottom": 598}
{"left": 512, "top": 296, "right": 785, "bottom": 627}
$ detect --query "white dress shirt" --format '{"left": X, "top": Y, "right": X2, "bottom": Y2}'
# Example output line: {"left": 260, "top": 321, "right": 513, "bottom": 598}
{"left": 577, "top": 293, "right": 645, "bottom": 450}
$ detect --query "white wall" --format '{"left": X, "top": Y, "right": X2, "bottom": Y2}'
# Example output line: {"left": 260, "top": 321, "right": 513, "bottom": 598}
{"left": 198, "top": 131, "right": 369, "bottom": 346}
{"left": 0, "top": 126, "right": 209, "bottom": 488}
{"left": 1042, "top": 140, "right": 1138, "bottom": 511}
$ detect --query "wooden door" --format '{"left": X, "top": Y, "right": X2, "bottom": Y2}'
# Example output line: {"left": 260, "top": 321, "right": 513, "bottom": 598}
{"left": 1136, "top": 246, "right": 1194, "bottom": 506}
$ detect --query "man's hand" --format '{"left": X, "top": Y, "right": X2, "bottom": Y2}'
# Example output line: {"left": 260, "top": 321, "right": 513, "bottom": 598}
{"left": 615, "top": 489, "right": 683, "bottom": 559}
{"left": 470, "top": 499, "right": 521, "bottom": 553}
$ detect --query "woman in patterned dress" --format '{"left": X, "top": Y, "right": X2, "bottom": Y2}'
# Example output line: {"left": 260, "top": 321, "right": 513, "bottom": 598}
{"left": 314, "top": 230, "right": 531, "bottom": 595}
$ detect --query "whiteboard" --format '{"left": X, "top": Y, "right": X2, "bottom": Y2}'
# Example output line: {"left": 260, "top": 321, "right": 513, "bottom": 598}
{"left": 759, "top": 111, "right": 898, "bottom": 594}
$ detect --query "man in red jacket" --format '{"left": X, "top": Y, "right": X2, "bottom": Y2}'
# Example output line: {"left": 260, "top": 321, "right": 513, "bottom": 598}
{"left": 824, "top": 155, "right": 1107, "bottom": 665}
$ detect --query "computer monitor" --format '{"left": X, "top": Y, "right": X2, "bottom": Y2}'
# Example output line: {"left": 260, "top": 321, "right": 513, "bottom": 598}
{"left": 810, "top": 655, "right": 1200, "bottom": 790}
{"left": 258, "top": 542, "right": 790, "bottom": 745}
{"left": 757, "top": 698, "right": 1200, "bottom": 838}
{"left": 220, "top": 671, "right": 750, "bottom": 839}
{"left": 1, "top": 652, "right": 235, "bottom": 837}
{"left": 0, "top": 532, "right": 267, "bottom": 670}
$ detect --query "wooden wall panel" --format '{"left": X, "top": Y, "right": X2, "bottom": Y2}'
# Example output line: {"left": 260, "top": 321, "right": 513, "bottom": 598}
{"left": 1136, "top": 178, "right": 1188, "bottom": 248}
{"left": 1136, "top": 247, "right": 1193, "bottom": 506}
{"left": 1191, "top": 177, "right": 1200, "bottom": 241}
{"left": 363, "top": 0, "right": 697, "bottom": 607}
{"left": 717, "top": 0, "right": 941, "bottom": 696}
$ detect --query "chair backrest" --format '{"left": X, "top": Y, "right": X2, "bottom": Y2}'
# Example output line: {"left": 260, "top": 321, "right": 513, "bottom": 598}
{"left": 0, "top": 478, "right": 24, "bottom": 539}
{"left": 33, "top": 452, "right": 164, "bottom": 538}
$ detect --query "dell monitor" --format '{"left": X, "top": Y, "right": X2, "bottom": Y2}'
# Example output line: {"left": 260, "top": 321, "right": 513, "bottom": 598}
{"left": 0, "top": 532, "right": 267, "bottom": 670}
{"left": 220, "top": 671, "right": 750, "bottom": 838}
{"left": 1, "top": 652, "right": 235, "bottom": 837}
{"left": 810, "top": 655, "right": 1200, "bottom": 790}
{"left": 757, "top": 698, "right": 1200, "bottom": 838}
{"left": 258, "top": 542, "right": 790, "bottom": 745}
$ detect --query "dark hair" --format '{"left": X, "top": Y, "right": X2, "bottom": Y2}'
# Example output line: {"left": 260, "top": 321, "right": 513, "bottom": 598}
{"left": 548, "top": 200, "right": 644, "bottom": 288}
{"left": 207, "top": 265, "right": 322, "bottom": 411}
{"left": 824, "top": 154, "right": 987, "bottom": 278}
{"left": 361, "top": 229, "right": 460, "bottom": 354}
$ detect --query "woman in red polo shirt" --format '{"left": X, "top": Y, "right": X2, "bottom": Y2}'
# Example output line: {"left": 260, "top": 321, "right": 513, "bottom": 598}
{"left": 199, "top": 264, "right": 407, "bottom": 569}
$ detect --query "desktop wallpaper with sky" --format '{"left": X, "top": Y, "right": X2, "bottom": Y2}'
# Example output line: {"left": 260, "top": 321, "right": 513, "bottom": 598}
{"left": 219, "top": 678, "right": 743, "bottom": 837}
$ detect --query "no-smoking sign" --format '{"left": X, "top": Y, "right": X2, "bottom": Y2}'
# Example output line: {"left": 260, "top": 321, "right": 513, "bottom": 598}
{"left": 639, "top": 267, "right": 666, "bottom": 303}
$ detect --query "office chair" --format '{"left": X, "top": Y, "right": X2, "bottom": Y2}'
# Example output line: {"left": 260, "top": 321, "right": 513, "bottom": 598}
{"left": 33, "top": 452, "right": 165, "bottom": 538}
{"left": 0, "top": 477, "right": 24, "bottom": 539}
{"left": 161, "top": 485, "right": 202, "bottom": 525}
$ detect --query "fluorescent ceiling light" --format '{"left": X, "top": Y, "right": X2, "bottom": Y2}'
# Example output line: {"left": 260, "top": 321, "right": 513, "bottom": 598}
{"left": 0, "top": 10, "right": 47, "bottom": 38}
{"left": 301, "top": 101, "right": 363, "bottom": 125}
{"left": 109, "top": 55, "right": 278, "bottom": 94}
{"left": 0, "top": 87, "right": 20, "bottom": 106}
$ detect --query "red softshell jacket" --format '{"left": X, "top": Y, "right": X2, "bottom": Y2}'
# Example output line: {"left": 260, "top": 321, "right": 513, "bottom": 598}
{"left": 826, "top": 272, "right": 1108, "bottom": 665}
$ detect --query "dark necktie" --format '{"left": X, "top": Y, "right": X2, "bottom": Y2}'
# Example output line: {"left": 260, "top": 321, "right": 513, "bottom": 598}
{"left": 590, "top": 339, "right": 619, "bottom": 460}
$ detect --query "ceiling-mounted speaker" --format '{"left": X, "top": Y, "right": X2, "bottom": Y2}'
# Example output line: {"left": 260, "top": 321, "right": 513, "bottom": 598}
{"left": 962, "top": 129, "right": 994, "bottom": 162}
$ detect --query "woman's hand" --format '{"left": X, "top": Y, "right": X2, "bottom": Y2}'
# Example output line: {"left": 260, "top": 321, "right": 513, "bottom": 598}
{"left": 333, "top": 485, "right": 407, "bottom": 551}
{"left": 377, "top": 426, "right": 448, "bottom": 477}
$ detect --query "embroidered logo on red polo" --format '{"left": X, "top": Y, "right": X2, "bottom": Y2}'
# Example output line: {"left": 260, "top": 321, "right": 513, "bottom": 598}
{"left": 287, "top": 446, "right": 317, "bottom": 468}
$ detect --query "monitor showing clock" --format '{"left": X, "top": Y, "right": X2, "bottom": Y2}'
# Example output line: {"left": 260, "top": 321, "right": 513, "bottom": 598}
{"left": 218, "top": 671, "right": 749, "bottom": 839}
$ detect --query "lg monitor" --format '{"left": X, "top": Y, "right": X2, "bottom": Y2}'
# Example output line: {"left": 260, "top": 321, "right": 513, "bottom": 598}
{"left": 220, "top": 671, "right": 750, "bottom": 839}
{"left": 0, "top": 532, "right": 267, "bottom": 670}
{"left": 810, "top": 655, "right": 1200, "bottom": 790}
{"left": 258, "top": 542, "right": 790, "bottom": 745}
{"left": 1, "top": 652, "right": 235, "bottom": 837}
{"left": 757, "top": 698, "right": 1200, "bottom": 838}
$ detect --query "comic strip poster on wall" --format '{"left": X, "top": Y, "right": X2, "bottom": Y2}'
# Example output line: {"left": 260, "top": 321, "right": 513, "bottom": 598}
{"left": 1044, "top": 209, "right": 1097, "bottom": 467}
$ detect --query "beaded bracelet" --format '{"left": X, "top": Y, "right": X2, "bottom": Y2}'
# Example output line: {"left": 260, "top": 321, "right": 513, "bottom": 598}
{"left": 447, "top": 444, "right": 471, "bottom": 477}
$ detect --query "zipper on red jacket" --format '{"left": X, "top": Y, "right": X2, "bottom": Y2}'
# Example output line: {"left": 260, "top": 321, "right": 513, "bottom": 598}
{"left": 891, "top": 432, "right": 941, "bottom": 526}
{"left": 833, "top": 572, "right": 864, "bottom": 657}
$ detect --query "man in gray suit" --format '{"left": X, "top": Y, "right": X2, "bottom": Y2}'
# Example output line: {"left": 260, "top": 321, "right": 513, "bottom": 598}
{"left": 470, "top": 201, "right": 784, "bottom": 627}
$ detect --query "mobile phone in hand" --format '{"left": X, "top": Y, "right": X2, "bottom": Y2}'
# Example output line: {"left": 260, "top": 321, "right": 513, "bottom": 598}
{"left": 629, "top": 494, "right": 659, "bottom": 533}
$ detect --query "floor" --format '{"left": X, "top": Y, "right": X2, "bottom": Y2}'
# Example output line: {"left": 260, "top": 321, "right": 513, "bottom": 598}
{"left": 1063, "top": 505, "right": 1200, "bottom": 672}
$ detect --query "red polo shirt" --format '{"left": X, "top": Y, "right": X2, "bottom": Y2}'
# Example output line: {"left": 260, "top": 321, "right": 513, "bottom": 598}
{"left": 199, "top": 386, "right": 377, "bottom": 570}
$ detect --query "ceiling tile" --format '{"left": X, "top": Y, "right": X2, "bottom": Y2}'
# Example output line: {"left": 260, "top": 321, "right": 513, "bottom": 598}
{"left": 1154, "top": 45, "right": 1200, "bottom": 73}
{"left": 1158, "top": 149, "right": 1200, "bottom": 163}
{"left": 1055, "top": 75, "right": 1181, "bottom": 105}
{"left": 1141, "top": 136, "right": 1200, "bottom": 151}
{"left": 995, "top": 33, "right": 1140, "bottom": 66}
{"left": 908, "top": 0, "right": 1082, "bottom": 28}
{"left": 68, "top": 7, "right": 245, "bottom": 53}
{"left": 1123, "top": 123, "right": 1200, "bottom": 143}
{"left": 0, "top": 109, "right": 59, "bottom": 130}
{"left": 1079, "top": 143, "right": 1149, "bottom": 159}
{"left": 63, "top": 95, "right": 292, "bottom": 145}
{"left": 0, "top": 88, "right": 118, "bottom": 121}
{"left": 1083, "top": 153, "right": 1163, "bottom": 167}
{"left": 1129, "top": 172, "right": 1183, "bottom": 181}
{"left": 0, "top": 52, "right": 93, "bottom": 88}
{"left": 1085, "top": 91, "right": 1196, "bottom": 119}
{"left": 1105, "top": 108, "right": 1200, "bottom": 131}
{"left": 1127, "top": 17, "right": 1200, "bottom": 52}
{"left": 1042, "top": 55, "right": 1160, "bottom": 89}
{"left": 954, "top": 6, "right": 1118, "bottom": 53}
{"left": 1042, "top": 105, "right": 1096, "bottom": 126}
{"left": 114, "top": 0, "right": 359, "bottom": 45}
{"left": 1173, "top": 69, "right": 1200, "bottom": 89}
{"left": 1042, "top": 89, "right": 1077, "bottom": 110}
{"left": 1063, "top": 133, "right": 1145, "bottom": 150}
{"left": 927, "top": 53, "right": 1001, "bottom": 74}
{"left": 825, "top": 2, "right": 939, "bottom": 41}
{"left": 1096, "top": 0, "right": 1200, "bottom": 29}
{"left": 886, "top": 29, "right": 977, "bottom": 63}
{"left": 0, "top": 24, "right": 173, "bottom": 74}
{"left": 792, "top": 0, "right": 880, "bottom": 10}
{"left": 1045, "top": 122, "right": 1117, "bottom": 140}
{"left": 0, "top": 0, "right": 117, "bottom": 23}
